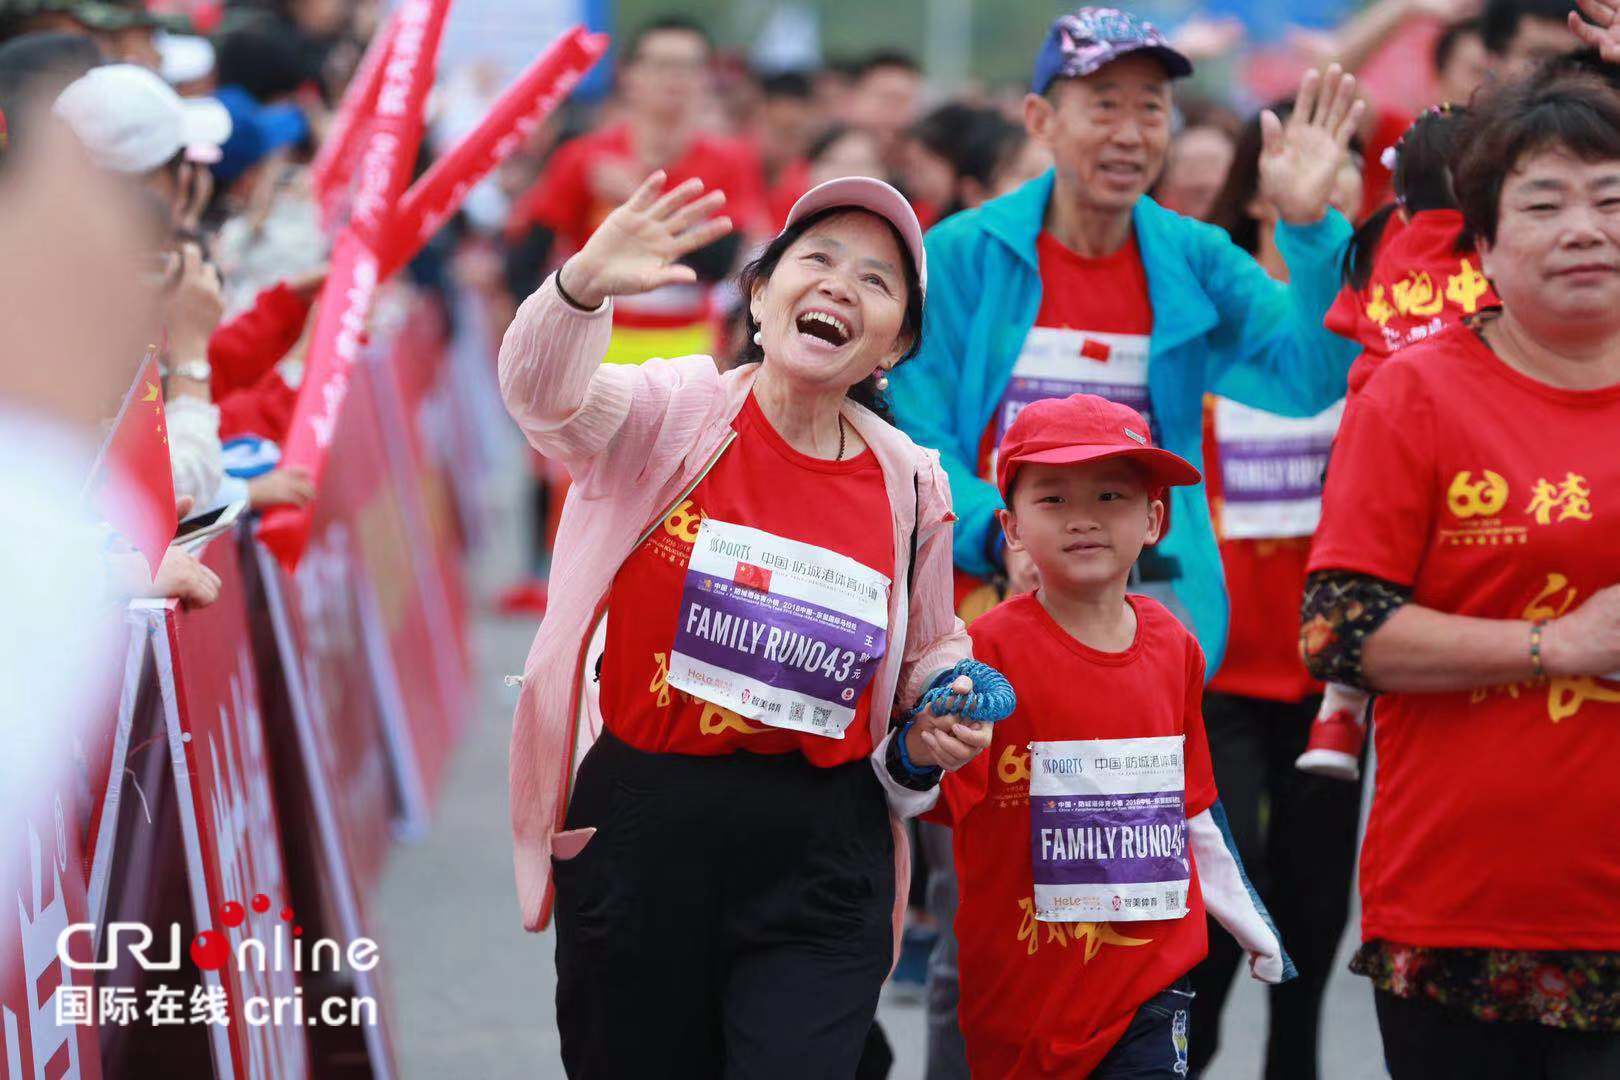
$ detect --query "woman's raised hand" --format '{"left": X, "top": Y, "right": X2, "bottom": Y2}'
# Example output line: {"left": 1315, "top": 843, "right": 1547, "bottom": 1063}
{"left": 558, "top": 171, "right": 732, "bottom": 309}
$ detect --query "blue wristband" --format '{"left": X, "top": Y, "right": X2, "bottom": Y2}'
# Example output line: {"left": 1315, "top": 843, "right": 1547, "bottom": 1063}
{"left": 896, "top": 719, "right": 943, "bottom": 779}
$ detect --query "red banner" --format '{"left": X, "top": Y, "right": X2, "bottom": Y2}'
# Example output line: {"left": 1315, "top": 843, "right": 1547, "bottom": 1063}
{"left": 354, "top": 372, "right": 463, "bottom": 831}
{"left": 347, "top": 0, "right": 452, "bottom": 254}
{"left": 0, "top": 779, "right": 102, "bottom": 1080}
{"left": 258, "top": 0, "right": 451, "bottom": 571}
{"left": 310, "top": 16, "right": 399, "bottom": 231}
{"left": 379, "top": 26, "right": 609, "bottom": 276}
{"left": 150, "top": 534, "right": 311, "bottom": 1079}
{"left": 257, "top": 231, "right": 380, "bottom": 568}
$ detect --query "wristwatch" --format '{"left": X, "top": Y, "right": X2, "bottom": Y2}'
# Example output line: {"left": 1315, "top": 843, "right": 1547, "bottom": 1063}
{"left": 162, "top": 358, "right": 212, "bottom": 382}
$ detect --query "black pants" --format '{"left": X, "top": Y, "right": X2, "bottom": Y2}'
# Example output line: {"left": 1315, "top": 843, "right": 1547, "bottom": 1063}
{"left": 1094, "top": 979, "right": 1197, "bottom": 1079}
{"left": 1376, "top": 991, "right": 1620, "bottom": 1079}
{"left": 1188, "top": 692, "right": 1362, "bottom": 1080}
{"left": 554, "top": 729, "right": 897, "bottom": 1079}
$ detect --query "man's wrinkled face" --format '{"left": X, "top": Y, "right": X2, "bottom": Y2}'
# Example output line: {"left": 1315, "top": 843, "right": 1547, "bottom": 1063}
{"left": 1026, "top": 55, "right": 1173, "bottom": 214}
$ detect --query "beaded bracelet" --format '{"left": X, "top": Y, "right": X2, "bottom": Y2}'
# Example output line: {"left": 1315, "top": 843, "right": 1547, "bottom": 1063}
{"left": 1530, "top": 619, "right": 1548, "bottom": 679}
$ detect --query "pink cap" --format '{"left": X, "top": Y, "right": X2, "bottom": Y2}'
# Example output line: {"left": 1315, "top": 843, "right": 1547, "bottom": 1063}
{"left": 785, "top": 176, "right": 927, "bottom": 297}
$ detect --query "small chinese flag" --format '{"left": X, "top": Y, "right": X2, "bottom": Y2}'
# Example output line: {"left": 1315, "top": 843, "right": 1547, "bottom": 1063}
{"left": 1080, "top": 338, "right": 1111, "bottom": 362}
{"left": 734, "top": 563, "right": 772, "bottom": 593}
{"left": 92, "top": 350, "right": 177, "bottom": 576}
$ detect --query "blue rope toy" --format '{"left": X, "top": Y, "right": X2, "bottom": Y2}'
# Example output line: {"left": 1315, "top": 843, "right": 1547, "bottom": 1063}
{"left": 908, "top": 659, "right": 1016, "bottom": 724}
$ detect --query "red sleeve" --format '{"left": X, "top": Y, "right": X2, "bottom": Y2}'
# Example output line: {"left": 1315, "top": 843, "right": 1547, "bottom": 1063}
{"left": 1307, "top": 361, "right": 1438, "bottom": 585}
{"left": 216, "top": 368, "right": 299, "bottom": 443}
{"left": 208, "top": 283, "right": 313, "bottom": 396}
{"left": 511, "top": 139, "right": 591, "bottom": 244}
{"left": 1182, "top": 638, "right": 1217, "bottom": 817}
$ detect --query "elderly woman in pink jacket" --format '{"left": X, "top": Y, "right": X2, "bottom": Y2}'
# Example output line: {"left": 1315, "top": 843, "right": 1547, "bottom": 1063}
{"left": 499, "top": 171, "right": 1009, "bottom": 1076}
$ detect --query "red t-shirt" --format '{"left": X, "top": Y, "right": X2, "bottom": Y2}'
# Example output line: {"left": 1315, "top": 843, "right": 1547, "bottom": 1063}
{"left": 509, "top": 124, "right": 769, "bottom": 333}
{"left": 599, "top": 393, "right": 893, "bottom": 765}
{"left": 975, "top": 231, "right": 1156, "bottom": 495}
{"left": 512, "top": 123, "right": 768, "bottom": 248}
{"left": 1325, "top": 209, "right": 1499, "bottom": 396}
{"left": 1310, "top": 326, "right": 1620, "bottom": 950}
{"left": 931, "top": 593, "right": 1218, "bottom": 1076}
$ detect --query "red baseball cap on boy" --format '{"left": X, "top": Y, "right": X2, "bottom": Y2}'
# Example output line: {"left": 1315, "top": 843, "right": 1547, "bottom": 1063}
{"left": 996, "top": 393, "right": 1201, "bottom": 502}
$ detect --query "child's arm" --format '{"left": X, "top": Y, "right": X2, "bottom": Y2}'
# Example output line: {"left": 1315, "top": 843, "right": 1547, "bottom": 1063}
{"left": 1189, "top": 805, "right": 1296, "bottom": 984}
{"left": 1181, "top": 638, "right": 1296, "bottom": 984}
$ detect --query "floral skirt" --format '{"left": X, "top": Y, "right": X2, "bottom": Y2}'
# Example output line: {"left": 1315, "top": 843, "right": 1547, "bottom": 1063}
{"left": 1353, "top": 940, "right": 1620, "bottom": 1031}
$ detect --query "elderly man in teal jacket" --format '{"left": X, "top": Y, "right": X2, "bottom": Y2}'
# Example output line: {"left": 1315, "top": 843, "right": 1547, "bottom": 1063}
{"left": 891, "top": 7, "right": 1364, "bottom": 674}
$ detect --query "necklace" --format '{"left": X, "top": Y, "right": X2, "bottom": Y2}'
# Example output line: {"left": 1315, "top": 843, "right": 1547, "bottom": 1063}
{"left": 836, "top": 415, "right": 846, "bottom": 461}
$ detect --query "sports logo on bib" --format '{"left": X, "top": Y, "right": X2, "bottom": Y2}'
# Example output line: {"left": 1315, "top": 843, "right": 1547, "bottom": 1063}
{"left": 665, "top": 519, "right": 890, "bottom": 739}
{"left": 1030, "top": 736, "right": 1190, "bottom": 923}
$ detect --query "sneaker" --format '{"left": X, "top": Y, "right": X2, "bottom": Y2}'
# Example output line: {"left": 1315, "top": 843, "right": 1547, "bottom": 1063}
{"left": 1296, "top": 685, "right": 1367, "bottom": 781}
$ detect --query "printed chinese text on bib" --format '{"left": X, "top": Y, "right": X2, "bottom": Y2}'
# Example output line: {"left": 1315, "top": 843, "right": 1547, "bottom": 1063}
{"left": 666, "top": 519, "right": 890, "bottom": 739}
{"left": 1030, "top": 735, "right": 1190, "bottom": 923}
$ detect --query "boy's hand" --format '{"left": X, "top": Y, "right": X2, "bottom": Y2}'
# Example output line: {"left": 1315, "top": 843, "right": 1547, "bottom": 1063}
{"left": 1249, "top": 949, "right": 1285, "bottom": 984}
{"left": 906, "top": 675, "right": 994, "bottom": 770}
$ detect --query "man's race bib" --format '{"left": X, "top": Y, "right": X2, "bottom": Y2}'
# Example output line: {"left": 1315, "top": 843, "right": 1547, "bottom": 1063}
{"left": 994, "top": 328, "right": 1152, "bottom": 452}
{"left": 1030, "top": 736, "right": 1190, "bottom": 923}
{"left": 1213, "top": 397, "right": 1343, "bottom": 539}
{"left": 666, "top": 519, "right": 890, "bottom": 739}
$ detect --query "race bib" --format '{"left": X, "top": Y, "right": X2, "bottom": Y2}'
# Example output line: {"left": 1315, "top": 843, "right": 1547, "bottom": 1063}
{"left": 666, "top": 519, "right": 890, "bottom": 739}
{"left": 1030, "top": 736, "right": 1190, "bottom": 923}
{"left": 1213, "top": 397, "right": 1343, "bottom": 539}
{"left": 995, "top": 328, "right": 1152, "bottom": 452}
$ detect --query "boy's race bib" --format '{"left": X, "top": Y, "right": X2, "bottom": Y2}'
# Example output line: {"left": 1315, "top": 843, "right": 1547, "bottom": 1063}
{"left": 666, "top": 519, "right": 890, "bottom": 739}
{"left": 1030, "top": 736, "right": 1190, "bottom": 923}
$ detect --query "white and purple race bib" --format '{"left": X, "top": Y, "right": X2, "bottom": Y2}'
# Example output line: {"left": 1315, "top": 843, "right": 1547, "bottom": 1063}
{"left": 991, "top": 328, "right": 1152, "bottom": 475}
{"left": 1212, "top": 397, "right": 1343, "bottom": 540}
{"left": 1030, "top": 736, "right": 1190, "bottom": 923}
{"left": 665, "top": 519, "right": 890, "bottom": 739}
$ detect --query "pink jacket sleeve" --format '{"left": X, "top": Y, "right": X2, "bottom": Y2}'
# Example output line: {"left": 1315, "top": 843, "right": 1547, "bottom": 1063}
{"left": 496, "top": 272, "right": 722, "bottom": 495}
{"left": 898, "top": 450, "right": 972, "bottom": 711}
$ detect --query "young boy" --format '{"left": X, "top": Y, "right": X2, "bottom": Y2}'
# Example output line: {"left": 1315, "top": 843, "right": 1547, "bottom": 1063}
{"left": 929, "top": 394, "right": 1293, "bottom": 1077}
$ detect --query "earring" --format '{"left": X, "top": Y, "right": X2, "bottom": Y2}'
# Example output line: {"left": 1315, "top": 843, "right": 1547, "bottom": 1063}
{"left": 876, "top": 373, "right": 890, "bottom": 391}
{"left": 752, "top": 330, "right": 764, "bottom": 346}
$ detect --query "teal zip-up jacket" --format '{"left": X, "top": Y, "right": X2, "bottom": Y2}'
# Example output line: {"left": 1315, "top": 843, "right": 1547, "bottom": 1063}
{"left": 889, "top": 170, "right": 1357, "bottom": 672}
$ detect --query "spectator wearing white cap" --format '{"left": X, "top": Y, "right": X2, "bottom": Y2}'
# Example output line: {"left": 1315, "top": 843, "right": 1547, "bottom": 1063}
{"left": 55, "top": 61, "right": 232, "bottom": 508}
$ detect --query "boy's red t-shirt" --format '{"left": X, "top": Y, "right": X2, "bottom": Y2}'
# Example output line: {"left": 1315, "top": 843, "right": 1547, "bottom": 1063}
{"left": 932, "top": 593, "right": 1218, "bottom": 1077}
{"left": 1310, "top": 326, "right": 1620, "bottom": 950}
{"left": 598, "top": 393, "right": 892, "bottom": 766}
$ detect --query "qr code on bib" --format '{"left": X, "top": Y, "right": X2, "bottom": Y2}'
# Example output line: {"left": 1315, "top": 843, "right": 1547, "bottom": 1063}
{"left": 789, "top": 701, "right": 806, "bottom": 724}
{"left": 812, "top": 705, "right": 832, "bottom": 728}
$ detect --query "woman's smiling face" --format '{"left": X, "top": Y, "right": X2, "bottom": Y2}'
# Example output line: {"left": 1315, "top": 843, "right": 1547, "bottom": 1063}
{"left": 750, "top": 210, "right": 913, "bottom": 391}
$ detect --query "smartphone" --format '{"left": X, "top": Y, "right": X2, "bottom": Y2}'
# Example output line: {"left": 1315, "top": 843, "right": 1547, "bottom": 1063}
{"left": 172, "top": 500, "right": 244, "bottom": 544}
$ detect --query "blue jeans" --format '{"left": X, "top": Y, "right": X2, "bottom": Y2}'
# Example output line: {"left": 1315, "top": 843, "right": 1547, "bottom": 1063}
{"left": 1093, "top": 980, "right": 1196, "bottom": 1079}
